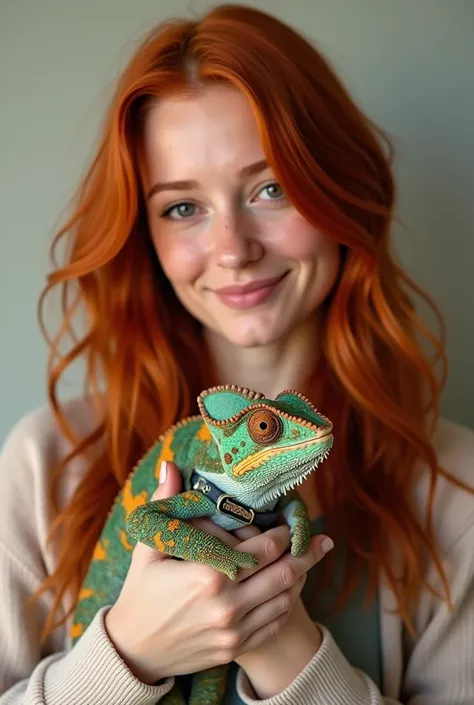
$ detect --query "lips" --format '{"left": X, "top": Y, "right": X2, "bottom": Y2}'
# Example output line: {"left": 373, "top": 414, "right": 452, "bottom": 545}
{"left": 212, "top": 272, "right": 289, "bottom": 310}
{"left": 215, "top": 273, "right": 288, "bottom": 296}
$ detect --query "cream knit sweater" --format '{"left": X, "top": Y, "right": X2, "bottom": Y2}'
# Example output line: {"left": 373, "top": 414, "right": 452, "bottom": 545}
{"left": 1, "top": 397, "right": 474, "bottom": 704}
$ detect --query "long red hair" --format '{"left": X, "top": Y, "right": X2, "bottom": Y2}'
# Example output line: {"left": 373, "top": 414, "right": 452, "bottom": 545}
{"left": 35, "top": 3, "right": 471, "bottom": 638}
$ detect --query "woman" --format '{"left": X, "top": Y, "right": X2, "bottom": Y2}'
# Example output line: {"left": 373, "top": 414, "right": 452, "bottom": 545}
{"left": 1, "top": 4, "right": 473, "bottom": 704}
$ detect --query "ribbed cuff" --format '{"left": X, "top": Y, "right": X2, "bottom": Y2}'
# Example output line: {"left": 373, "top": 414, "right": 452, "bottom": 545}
{"left": 236, "top": 623, "right": 380, "bottom": 705}
{"left": 40, "top": 607, "right": 175, "bottom": 705}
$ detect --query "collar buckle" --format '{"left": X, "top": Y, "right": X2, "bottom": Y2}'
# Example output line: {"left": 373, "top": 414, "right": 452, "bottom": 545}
{"left": 192, "top": 477, "right": 212, "bottom": 494}
{"left": 216, "top": 494, "right": 255, "bottom": 525}
{"left": 190, "top": 470, "right": 277, "bottom": 527}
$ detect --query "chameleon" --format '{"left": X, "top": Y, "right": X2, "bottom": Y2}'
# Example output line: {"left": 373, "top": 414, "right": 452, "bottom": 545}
{"left": 70, "top": 385, "right": 334, "bottom": 704}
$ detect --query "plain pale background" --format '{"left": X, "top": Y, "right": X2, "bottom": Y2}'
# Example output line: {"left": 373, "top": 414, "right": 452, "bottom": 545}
{"left": 1, "top": 0, "right": 473, "bottom": 443}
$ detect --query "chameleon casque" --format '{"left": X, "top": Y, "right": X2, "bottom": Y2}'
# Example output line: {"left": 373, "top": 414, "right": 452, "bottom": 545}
{"left": 71, "top": 385, "right": 334, "bottom": 704}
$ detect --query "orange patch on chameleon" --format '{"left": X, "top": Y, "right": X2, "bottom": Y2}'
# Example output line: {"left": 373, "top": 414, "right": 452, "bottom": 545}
{"left": 92, "top": 539, "right": 109, "bottom": 561}
{"left": 232, "top": 439, "right": 317, "bottom": 477}
{"left": 119, "top": 529, "right": 133, "bottom": 551}
{"left": 71, "top": 623, "right": 84, "bottom": 639}
{"left": 153, "top": 432, "right": 175, "bottom": 479}
{"left": 152, "top": 531, "right": 177, "bottom": 552}
{"left": 78, "top": 587, "right": 94, "bottom": 601}
{"left": 182, "top": 491, "right": 202, "bottom": 505}
{"left": 197, "top": 422, "right": 212, "bottom": 442}
{"left": 168, "top": 519, "right": 180, "bottom": 532}
{"left": 122, "top": 480, "right": 147, "bottom": 519}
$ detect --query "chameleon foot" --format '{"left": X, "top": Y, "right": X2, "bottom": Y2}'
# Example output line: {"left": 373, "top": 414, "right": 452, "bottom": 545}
{"left": 290, "top": 522, "right": 312, "bottom": 557}
{"left": 200, "top": 540, "right": 258, "bottom": 580}
{"left": 126, "top": 499, "right": 258, "bottom": 579}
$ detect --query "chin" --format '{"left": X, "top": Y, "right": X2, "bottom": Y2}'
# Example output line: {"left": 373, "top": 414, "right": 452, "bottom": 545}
{"left": 217, "top": 318, "right": 290, "bottom": 348}
{"left": 224, "top": 332, "right": 271, "bottom": 348}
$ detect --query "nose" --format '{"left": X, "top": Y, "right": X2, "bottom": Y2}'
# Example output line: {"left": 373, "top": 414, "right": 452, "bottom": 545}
{"left": 212, "top": 213, "right": 264, "bottom": 269}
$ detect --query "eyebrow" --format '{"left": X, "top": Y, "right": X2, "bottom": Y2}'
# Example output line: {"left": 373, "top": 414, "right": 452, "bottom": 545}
{"left": 145, "top": 158, "right": 269, "bottom": 201}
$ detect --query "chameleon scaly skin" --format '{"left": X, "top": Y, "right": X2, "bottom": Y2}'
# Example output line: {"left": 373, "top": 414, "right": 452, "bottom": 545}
{"left": 71, "top": 386, "right": 334, "bottom": 704}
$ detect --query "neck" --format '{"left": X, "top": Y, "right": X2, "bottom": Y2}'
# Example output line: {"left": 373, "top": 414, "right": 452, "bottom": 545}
{"left": 204, "top": 317, "right": 320, "bottom": 400}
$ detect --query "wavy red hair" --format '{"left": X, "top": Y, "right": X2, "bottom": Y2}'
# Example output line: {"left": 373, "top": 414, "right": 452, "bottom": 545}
{"left": 35, "top": 4, "right": 471, "bottom": 638}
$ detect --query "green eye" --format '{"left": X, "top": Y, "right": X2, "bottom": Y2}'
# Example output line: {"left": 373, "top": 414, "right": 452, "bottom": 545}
{"left": 260, "top": 183, "right": 284, "bottom": 200}
{"left": 162, "top": 202, "right": 196, "bottom": 219}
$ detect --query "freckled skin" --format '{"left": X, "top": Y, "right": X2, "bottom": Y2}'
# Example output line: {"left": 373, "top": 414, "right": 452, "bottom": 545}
{"left": 142, "top": 84, "right": 340, "bottom": 349}
{"left": 71, "top": 386, "right": 334, "bottom": 704}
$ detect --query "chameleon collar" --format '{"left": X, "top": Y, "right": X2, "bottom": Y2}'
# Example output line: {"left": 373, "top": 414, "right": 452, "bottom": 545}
{"left": 190, "top": 471, "right": 278, "bottom": 527}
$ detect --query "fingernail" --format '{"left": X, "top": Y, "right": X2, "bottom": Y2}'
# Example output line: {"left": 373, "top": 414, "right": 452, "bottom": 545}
{"left": 159, "top": 461, "right": 167, "bottom": 484}
{"left": 321, "top": 537, "right": 334, "bottom": 554}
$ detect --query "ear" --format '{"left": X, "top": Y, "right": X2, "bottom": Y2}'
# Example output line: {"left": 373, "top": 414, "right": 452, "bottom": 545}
{"left": 198, "top": 385, "right": 264, "bottom": 424}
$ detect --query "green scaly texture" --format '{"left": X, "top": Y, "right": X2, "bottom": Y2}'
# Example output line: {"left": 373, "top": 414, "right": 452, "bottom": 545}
{"left": 70, "top": 386, "right": 334, "bottom": 704}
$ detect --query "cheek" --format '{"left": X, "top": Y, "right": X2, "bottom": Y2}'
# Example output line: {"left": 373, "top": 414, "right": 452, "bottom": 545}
{"left": 269, "top": 210, "right": 338, "bottom": 261}
{"left": 151, "top": 231, "right": 206, "bottom": 284}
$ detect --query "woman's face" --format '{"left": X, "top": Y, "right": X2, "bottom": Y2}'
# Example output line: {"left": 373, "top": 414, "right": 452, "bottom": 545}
{"left": 142, "top": 83, "right": 340, "bottom": 347}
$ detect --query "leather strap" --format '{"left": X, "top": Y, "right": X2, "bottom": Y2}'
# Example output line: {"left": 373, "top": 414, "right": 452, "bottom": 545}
{"left": 190, "top": 470, "right": 278, "bottom": 527}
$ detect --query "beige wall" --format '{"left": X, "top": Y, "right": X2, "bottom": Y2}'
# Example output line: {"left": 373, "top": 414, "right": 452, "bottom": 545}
{"left": 1, "top": 0, "right": 473, "bottom": 441}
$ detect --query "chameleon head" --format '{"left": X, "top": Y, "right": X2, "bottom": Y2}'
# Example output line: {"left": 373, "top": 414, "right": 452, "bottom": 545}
{"left": 197, "top": 386, "right": 333, "bottom": 506}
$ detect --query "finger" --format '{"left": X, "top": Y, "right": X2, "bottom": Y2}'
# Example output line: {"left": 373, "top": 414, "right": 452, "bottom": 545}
{"left": 237, "top": 534, "right": 333, "bottom": 612}
{"left": 238, "top": 573, "right": 306, "bottom": 638}
{"left": 232, "top": 525, "right": 262, "bottom": 542}
{"left": 231, "top": 524, "right": 292, "bottom": 583}
{"left": 233, "top": 610, "right": 291, "bottom": 657}
{"left": 131, "top": 460, "right": 182, "bottom": 564}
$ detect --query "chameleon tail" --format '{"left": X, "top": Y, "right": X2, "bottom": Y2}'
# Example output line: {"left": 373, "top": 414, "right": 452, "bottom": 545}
{"left": 158, "top": 665, "right": 228, "bottom": 705}
{"left": 189, "top": 665, "right": 229, "bottom": 705}
{"left": 160, "top": 681, "right": 187, "bottom": 705}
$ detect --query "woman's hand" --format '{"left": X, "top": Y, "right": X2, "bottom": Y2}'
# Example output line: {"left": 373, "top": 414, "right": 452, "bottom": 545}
{"left": 104, "top": 461, "right": 332, "bottom": 686}
{"left": 234, "top": 598, "right": 324, "bottom": 698}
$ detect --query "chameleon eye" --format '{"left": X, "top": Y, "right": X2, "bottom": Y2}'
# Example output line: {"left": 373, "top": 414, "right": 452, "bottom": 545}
{"left": 247, "top": 409, "right": 283, "bottom": 445}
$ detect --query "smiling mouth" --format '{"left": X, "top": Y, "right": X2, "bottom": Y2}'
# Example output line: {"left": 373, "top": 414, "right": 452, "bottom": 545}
{"left": 212, "top": 271, "right": 290, "bottom": 310}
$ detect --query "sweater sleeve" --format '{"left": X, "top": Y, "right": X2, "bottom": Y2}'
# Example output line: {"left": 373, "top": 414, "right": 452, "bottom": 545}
{"left": 0, "top": 407, "right": 176, "bottom": 704}
{"left": 235, "top": 624, "right": 401, "bottom": 705}
{"left": 235, "top": 519, "right": 474, "bottom": 705}
{"left": 0, "top": 550, "right": 175, "bottom": 704}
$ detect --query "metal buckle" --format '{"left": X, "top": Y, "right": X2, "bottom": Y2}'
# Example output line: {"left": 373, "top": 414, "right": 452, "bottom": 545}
{"left": 216, "top": 494, "right": 255, "bottom": 525}
{"left": 193, "top": 477, "right": 212, "bottom": 494}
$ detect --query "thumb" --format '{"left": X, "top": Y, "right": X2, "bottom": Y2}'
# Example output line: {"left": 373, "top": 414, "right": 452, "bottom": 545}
{"left": 131, "top": 460, "right": 182, "bottom": 564}
{"left": 150, "top": 460, "right": 182, "bottom": 501}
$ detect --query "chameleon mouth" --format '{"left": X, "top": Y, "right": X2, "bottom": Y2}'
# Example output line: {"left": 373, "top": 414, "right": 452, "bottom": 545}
{"left": 232, "top": 432, "right": 333, "bottom": 478}
{"left": 265, "top": 444, "right": 332, "bottom": 501}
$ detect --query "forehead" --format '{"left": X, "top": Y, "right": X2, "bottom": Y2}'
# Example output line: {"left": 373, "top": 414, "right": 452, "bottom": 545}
{"left": 141, "top": 84, "right": 266, "bottom": 180}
